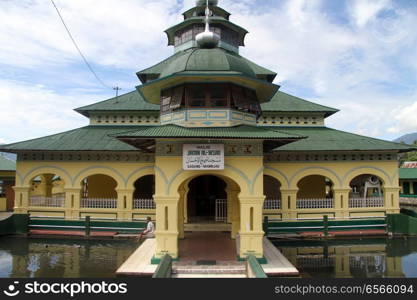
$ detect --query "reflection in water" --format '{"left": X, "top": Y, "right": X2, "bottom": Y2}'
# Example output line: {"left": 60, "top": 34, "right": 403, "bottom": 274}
{"left": 274, "top": 238, "right": 417, "bottom": 278}
{"left": 0, "top": 237, "right": 137, "bottom": 278}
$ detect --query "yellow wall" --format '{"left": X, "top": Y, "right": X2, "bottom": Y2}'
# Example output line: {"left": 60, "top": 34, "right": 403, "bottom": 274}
{"left": 0, "top": 197, "right": 6, "bottom": 211}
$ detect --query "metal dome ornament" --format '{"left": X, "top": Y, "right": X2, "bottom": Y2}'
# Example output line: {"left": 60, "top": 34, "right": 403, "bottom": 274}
{"left": 196, "top": 0, "right": 218, "bottom": 6}
{"left": 196, "top": 0, "right": 220, "bottom": 48}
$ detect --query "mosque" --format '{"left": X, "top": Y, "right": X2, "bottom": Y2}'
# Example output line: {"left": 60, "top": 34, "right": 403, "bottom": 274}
{"left": 1, "top": 0, "right": 414, "bottom": 261}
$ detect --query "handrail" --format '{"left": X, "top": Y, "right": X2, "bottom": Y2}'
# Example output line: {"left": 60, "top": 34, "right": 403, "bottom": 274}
{"left": 246, "top": 255, "right": 267, "bottom": 278}
{"left": 152, "top": 255, "right": 172, "bottom": 278}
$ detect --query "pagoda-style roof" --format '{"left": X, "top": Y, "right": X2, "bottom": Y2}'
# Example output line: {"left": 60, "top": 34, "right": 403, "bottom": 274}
{"left": 75, "top": 91, "right": 159, "bottom": 117}
{"left": 261, "top": 91, "right": 339, "bottom": 117}
{"left": 0, "top": 155, "right": 16, "bottom": 171}
{"left": 137, "top": 48, "right": 277, "bottom": 84}
{"left": 271, "top": 127, "right": 417, "bottom": 153}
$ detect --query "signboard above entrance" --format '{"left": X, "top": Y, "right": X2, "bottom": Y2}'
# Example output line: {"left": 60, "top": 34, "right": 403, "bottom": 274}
{"left": 183, "top": 144, "right": 224, "bottom": 170}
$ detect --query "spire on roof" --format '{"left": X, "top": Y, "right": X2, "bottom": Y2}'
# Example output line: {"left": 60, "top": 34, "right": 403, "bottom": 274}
{"left": 196, "top": 0, "right": 220, "bottom": 48}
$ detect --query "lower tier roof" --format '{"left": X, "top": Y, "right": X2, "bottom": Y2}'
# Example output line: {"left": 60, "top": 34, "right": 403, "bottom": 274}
{"left": 0, "top": 125, "right": 414, "bottom": 153}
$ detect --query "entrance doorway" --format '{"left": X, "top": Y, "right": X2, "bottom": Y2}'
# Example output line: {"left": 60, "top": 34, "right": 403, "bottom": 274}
{"left": 187, "top": 175, "right": 227, "bottom": 223}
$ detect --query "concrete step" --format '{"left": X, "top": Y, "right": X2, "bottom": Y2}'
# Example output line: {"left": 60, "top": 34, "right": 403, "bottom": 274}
{"left": 184, "top": 223, "right": 231, "bottom": 232}
{"left": 172, "top": 274, "right": 247, "bottom": 278}
{"left": 173, "top": 264, "right": 246, "bottom": 275}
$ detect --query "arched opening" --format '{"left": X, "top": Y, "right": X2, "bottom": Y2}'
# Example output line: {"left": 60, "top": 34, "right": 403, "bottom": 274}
{"left": 133, "top": 175, "right": 155, "bottom": 209}
{"left": 296, "top": 175, "right": 334, "bottom": 209}
{"left": 263, "top": 175, "right": 281, "bottom": 210}
{"left": 187, "top": 175, "right": 227, "bottom": 223}
{"left": 29, "top": 174, "right": 65, "bottom": 207}
{"left": 80, "top": 174, "right": 117, "bottom": 209}
{"left": 349, "top": 174, "right": 384, "bottom": 208}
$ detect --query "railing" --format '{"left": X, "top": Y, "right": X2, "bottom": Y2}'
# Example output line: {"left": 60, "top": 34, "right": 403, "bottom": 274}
{"left": 29, "top": 194, "right": 65, "bottom": 207}
{"left": 152, "top": 254, "right": 172, "bottom": 278}
{"left": 80, "top": 198, "right": 117, "bottom": 209}
{"left": 133, "top": 198, "right": 156, "bottom": 209}
{"left": 296, "top": 198, "right": 334, "bottom": 209}
{"left": 263, "top": 198, "right": 281, "bottom": 210}
{"left": 246, "top": 255, "right": 267, "bottom": 278}
{"left": 215, "top": 199, "right": 227, "bottom": 222}
{"left": 349, "top": 197, "right": 384, "bottom": 208}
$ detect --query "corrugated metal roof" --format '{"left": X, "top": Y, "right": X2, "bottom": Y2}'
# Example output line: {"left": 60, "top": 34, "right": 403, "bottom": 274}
{"left": 115, "top": 125, "right": 304, "bottom": 140}
{"left": 400, "top": 168, "right": 417, "bottom": 179}
{"left": 271, "top": 127, "right": 416, "bottom": 152}
{"left": 0, "top": 126, "right": 140, "bottom": 152}
{"left": 0, "top": 155, "right": 16, "bottom": 171}
{"left": 74, "top": 91, "right": 160, "bottom": 116}
{"left": 261, "top": 91, "right": 339, "bottom": 116}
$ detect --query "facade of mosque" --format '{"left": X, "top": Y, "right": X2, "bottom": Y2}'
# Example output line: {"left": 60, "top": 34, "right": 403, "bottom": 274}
{"left": 0, "top": 154, "right": 16, "bottom": 212}
{"left": 1, "top": 1, "right": 415, "bottom": 260}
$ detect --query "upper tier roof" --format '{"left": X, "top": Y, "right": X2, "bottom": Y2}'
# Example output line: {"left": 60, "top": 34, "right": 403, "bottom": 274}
{"left": 74, "top": 89, "right": 338, "bottom": 118}
{"left": 75, "top": 91, "right": 159, "bottom": 117}
{"left": 262, "top": 91, "right": 339, "bottom": 117}
{"left": 137, "top": 48, "right": 277, "bottom": 84}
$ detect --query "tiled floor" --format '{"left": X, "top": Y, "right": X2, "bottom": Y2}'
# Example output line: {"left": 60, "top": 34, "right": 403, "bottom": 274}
{"left": 178, "top": 232, "right": 237, "bottom": 262}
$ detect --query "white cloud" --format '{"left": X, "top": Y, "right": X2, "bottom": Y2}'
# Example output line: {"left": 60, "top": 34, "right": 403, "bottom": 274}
{"left": 349, "top": 0, "right": 391, "bottom": 28}
{"left": 388, "top": 99, "right": 417, "bottom": 135}
{"left": 0, "top": 79, "right": 110, "bottom": 143}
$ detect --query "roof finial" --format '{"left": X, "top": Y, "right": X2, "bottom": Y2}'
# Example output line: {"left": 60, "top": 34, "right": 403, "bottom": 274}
{"left": 196, "top": 0, "right": 220, "bottom": 48}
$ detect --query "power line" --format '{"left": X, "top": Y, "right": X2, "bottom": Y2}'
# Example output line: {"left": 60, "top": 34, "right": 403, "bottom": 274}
{"left": 50, "top": 0, "right": 120, "bottom": 94}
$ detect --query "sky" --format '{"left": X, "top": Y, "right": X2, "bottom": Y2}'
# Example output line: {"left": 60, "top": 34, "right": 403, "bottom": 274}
{"left": 0, "top": 0, "right": 417, "bottom": 144}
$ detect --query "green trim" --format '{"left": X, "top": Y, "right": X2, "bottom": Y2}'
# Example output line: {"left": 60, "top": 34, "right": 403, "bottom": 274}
{"left": 152, "top": 255, "right": 173, "bottom": 278}
{"left": 237, "top": 255, "right": 267, "bottom": 264}
{"left": 247, "top": 255, "right": 268, "bottom": 278}
{"left": 151, "top": 256, "right": 179, "bottom": 265}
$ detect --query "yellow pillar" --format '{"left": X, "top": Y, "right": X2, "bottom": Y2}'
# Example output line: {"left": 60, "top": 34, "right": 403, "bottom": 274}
{"left": 229, "top": 188, "right": 240, "bottom": 239}
{"left": 384, "top": 187, "right": 401, "bottom": 214}
{"left": 238, "top": 196, "right": 264, "bottom": 259}
{"left": 334, "top": 247, "right": 352, "bottom": 278}
{"left": 178, "top": 186, "right": 187, "bottom": 239}
{"left": 280, "top": 189, "right": 298, "bottom": 220}
{"left": 12, "top": 187, "right": 30, "bottom": 214}
{"left": 385, "top": 257, "right": 405, "bottom": 278}
{"left": 334, "top": 188, "right": 351, "bottom": 219}
{"left": 154, "top": 196, "right": 179, "bottom": 259}
{"left": 116, "top": 189, "right": 134, "bottom": 220}
{"left": 64, "top": 188, "right": 81, "bottom": 220}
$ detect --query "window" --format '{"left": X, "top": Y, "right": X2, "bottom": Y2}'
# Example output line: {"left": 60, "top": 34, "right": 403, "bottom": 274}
{"left": 161, "top": 89, "right": 172, "bottom": 114}
{"left": 188, "top": 85, "right": 206, "bottom": 107}
{"left": 209, "top": 84, "right": 228, "bottom": 107}
{"left": 170, "top": 86, "right": 184, "bottom": 110}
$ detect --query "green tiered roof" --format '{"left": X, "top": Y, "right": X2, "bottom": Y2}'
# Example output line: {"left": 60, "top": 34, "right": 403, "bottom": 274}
{"left": 75, "top": 91, "right": 159, "bottom": 117}
{"left": 137, "top": 48, "right": 277, "bottom": 83}
{"left": 0, "top": 155, "right": 16, "bottom": 171}
{"left": 261, "top": 91, "right": 339, "bottom": 117}
{"left": 115, "top": 125, "right": 304, "bottom": 140}
{"left": 1, "top": 125, "right": 415, "bottom": 153}
{"left": 271, "top": 127, "right": 416, "bottom": 152}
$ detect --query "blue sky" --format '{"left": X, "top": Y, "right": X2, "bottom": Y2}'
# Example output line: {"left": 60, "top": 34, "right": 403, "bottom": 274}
{"left": 1, "top": 0, "right": 417, "bottom": 144}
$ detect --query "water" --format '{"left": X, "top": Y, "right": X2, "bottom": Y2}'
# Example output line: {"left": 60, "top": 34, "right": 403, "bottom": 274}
{"left": 273, "top": 237, "right": 417, "bottom": 278}
{"left": 0, "top": 237, "right": 138, "bottom": 278}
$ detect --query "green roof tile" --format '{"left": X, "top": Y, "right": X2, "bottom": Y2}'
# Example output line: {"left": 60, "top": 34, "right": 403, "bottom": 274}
{"left": 0, "top": 155, "right": 16, "bottom": 171}
{"left": 75, "top": 91, "right": 159, "bottom": 116}
{"left": 261, "top": 91, "right": 339, "bottom": 117}
{"left": 399, "top": 168, "right": 417, "bottom": 180}
{"left": 115, "top": 125, "right": 304, "bottom": 140}
{"left": 138, "top": 48, "right": 276, "bottom": 83}
{"left": 271, "top": 127, "right": 417, "bottom": 152}
{"left": 0, "top": 126, "right": 140, "bottom": 152}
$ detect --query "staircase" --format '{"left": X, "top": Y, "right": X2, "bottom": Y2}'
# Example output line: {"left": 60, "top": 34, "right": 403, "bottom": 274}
{"left": 184, "top": 222, "right": 231, "bottom": 232}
